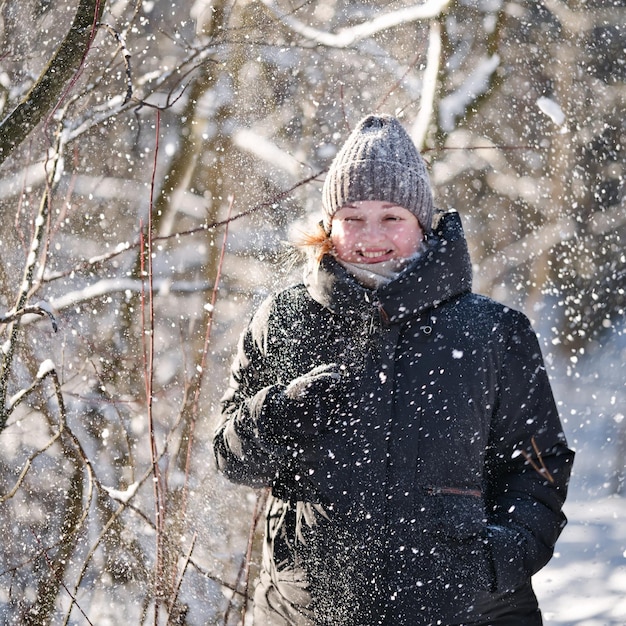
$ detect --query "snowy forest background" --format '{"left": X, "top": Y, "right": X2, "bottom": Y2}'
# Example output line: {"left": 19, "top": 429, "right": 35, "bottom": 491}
{"left": 0, "top": 0, "right": 624, "bottom": 624}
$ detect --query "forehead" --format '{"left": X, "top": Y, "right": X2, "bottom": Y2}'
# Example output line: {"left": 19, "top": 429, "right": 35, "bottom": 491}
{"left": 336, "top": 200, "right": 412, "bottom": 215}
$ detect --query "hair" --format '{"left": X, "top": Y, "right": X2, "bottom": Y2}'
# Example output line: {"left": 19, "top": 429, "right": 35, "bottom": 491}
{"left": 290, "top": 220, "right": 334, "bottom": 267}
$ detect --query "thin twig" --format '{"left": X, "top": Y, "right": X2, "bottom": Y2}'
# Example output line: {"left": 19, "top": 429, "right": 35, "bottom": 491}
{"left": 0, "top": 304, "right": 58, "bottom": 333}
{"left": 0, "top": 429, "right": 63, "bottom": 503}
{"left": 98, "top": 23, "right": 133, "bottom": 104}
{"left": 223, "top": 488, "right": 269, "bottom": 625}
{"left": 241, "top": 488, "right": 269, "bottom": 625}
{"left": 181, "top": 194, "right": 235, "bottom": 509}
{"left": 142, "top": 108, "right": 165, "bottom": 624}
{"left": 42, "top": 168, "right": 324, "bottom": 286}
{"left": 519, "top": 436, "right": 555, "bottom": 484}
{"left": 166, "top": 533, "right": 197, "bottom": 619}
{"left": 375, "top": 50, "right": 424, "bottom": 113}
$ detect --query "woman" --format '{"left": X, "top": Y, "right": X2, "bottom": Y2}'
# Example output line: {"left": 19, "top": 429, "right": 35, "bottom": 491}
{"left": 213, "top": 114, "right": 574, "bottom": 625}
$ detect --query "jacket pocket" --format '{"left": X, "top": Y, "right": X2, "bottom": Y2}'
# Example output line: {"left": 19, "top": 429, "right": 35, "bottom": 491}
{"left": 421, "top": 485, "right": 486, "bottom": 539}
{"left": 397, "top": 486, "right": 494, "bottom": 616}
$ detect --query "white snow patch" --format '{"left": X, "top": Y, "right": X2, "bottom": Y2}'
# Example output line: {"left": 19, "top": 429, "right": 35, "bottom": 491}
{"left": 36, "top": 359, "right": 55, "bottom": 379}
{"left": 34, "top": 300, "right": 55, "bottom": 317}
{"left": 535, "top": 497, "right": 626, "bottom": 625}
{"left": 537, "top": 96, "right": 566, "bottom": 126}
{"left": 103, "top": 482, "right": 139, "bottom": 503}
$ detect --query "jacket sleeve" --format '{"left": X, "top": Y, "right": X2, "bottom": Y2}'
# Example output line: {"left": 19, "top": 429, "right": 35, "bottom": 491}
{"left": 212, "top": 298, "right": 291, "bottom": 488}
{"left": 484, "top": 310, "right": 575, "bottom": 593}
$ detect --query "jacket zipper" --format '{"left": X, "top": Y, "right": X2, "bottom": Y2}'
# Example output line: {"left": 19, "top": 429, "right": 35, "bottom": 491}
{"left": 366, "top": 299, "right": 389, "bottom": 335}
{"left": 426, "top": 486, "right": 482, "bottom": 498}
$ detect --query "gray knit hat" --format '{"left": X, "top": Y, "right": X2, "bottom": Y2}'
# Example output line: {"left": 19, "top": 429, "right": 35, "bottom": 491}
{"left": 322, "top": 114, "right": 434, "bottom": 233}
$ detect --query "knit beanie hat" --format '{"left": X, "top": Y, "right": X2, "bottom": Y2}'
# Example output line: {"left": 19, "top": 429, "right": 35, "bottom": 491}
{"left": 322, "top": 114, "right": 434, "bottom": 233}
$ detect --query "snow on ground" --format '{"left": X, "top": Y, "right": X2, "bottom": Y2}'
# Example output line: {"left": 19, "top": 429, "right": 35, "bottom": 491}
{"left": 535, "top": 495, "right": 626, "bottom": 626}
{"left": 533, "top": 320, "right": 626, "bottom": 625}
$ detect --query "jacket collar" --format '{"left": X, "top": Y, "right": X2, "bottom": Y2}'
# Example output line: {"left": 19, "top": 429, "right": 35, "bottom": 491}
{"left": 304, "top": 210, "right": 473, "bottom": 323}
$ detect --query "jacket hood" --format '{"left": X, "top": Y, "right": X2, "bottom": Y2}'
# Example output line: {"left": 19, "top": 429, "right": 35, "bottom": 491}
{"left": 304, "top": 210, "right": 472, "bottom": 323}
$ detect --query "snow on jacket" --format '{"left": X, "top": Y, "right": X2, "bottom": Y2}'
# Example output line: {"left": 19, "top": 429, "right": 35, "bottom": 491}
{"left": 213, "top": 210, "right": 574, "bottom": 626}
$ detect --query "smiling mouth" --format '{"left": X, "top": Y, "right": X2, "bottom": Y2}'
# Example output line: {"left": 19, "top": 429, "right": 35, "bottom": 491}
{"left": 359, "top": 250, "right": 392, "bottom": 260}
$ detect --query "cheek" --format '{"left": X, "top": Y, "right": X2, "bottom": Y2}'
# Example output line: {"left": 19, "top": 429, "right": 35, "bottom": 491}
{"left": 330, "top": 228, "right": 360, "bottom": 260}
{"left": 331, "top": 226, "right": 353, "bottom": 249}
{"left": 392, "top": 228, "right": 421, "bottom": 253}
{"left": 330, "top": 231, "right": 343, "bottom": 250}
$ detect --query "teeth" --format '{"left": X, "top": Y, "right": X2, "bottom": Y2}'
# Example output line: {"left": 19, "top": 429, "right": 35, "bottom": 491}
{"left": 361, "top": 251, "right": 388, "bottom": 258}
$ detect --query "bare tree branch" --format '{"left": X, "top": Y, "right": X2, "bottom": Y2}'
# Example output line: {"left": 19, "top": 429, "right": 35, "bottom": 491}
{"left": 0, "top": 0, "right": 107, "bottom": 166}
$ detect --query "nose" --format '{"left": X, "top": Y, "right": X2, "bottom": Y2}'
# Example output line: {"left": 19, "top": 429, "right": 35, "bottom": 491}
{"left": 360, "top": 220, "right": 385, "bottom": 243}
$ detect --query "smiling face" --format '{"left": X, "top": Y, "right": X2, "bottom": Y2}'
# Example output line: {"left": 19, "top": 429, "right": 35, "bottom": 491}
{"left": 330, "top": 200, "right": 424, "bottom": 264}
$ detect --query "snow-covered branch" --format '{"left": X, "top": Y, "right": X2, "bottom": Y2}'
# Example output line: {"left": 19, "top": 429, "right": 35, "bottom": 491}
{"left": 439, "top": 54, "right": 500, "bottom": 132}
{"left": 232, "top": 127, "right": 303, "bottom": 182}
{"left": 410, "top": 20, "right": 441, "bottom": 149}
{"left": 542, "top": 0, "right": 626, "bottom": 33}
{"left": 260, "top": 0, "right": 452, "bottom": 48}
{"left": 0, "top": 303, "right": 58, "bottom": 332}
{"left": 474, "top": 203, "right": 625, "bottom": 291}
{"left": 47, "top": 277, "right": 215, "bottom": 314}
{"left": 474, "top": 216, "right": 577, "bottom": 292}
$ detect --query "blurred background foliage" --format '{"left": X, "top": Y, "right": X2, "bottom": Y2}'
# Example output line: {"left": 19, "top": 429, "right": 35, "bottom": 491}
{"left": 0, "top": 0, "right": 623, "bottom": 623}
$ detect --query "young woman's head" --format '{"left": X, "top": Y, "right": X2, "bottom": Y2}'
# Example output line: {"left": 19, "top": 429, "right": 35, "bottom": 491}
{"left": 297, "top": 114, "right": 434, "bottom": 264}
{"left": 321, "top": 114, "right": 434, "bottom": 236}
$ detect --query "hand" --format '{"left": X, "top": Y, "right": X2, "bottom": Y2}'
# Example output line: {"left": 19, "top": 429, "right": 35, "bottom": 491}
{"left": 284, "top": 363, "right": 342, "bottom": 401}
{"left": 255, "top": 364, "right": 345, "bottom": 455}
{"left": 282, "top": 364, "right": 344, "bottom": 435}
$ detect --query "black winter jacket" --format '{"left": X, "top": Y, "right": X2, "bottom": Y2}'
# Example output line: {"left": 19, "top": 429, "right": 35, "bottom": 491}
{"left": 213, "top": 211, "right": 574, "bottom": 626}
